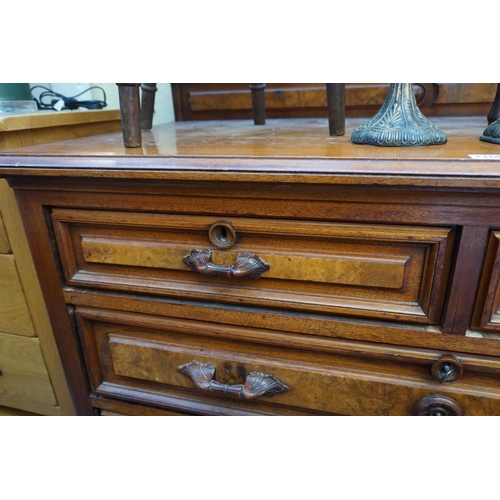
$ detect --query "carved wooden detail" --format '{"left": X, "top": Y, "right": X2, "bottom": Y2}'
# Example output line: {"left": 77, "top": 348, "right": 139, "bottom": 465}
{"left": 178, "top": 360, "right": 289, "bottom": 399}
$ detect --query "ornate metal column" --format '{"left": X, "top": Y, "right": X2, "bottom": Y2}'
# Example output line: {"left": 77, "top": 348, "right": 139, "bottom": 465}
{"left": 351, "top": 83, "right": 447, "bottom": 147}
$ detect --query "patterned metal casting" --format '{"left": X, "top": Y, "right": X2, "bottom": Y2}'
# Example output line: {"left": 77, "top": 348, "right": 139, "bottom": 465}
{"left": 351, "top": 83, "right": 447, "bottom": 147}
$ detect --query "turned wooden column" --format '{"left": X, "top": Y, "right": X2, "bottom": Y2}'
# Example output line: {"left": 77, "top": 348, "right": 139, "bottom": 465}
{"left": 117, "top": 83, "right": 142, "bottom": 148}
{"left": 326, "top": 83, "right": 345, "bottom": 136}
{"left": 249, "top": 83, "right": 266, "bottom": 125}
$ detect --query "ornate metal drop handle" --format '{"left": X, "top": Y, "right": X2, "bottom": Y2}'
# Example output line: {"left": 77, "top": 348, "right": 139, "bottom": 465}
{"left": 178, "top": 360, "right": 289, "bottom": 399}
{"left": 183, "top": 249, "right": 270, "bottom": 279}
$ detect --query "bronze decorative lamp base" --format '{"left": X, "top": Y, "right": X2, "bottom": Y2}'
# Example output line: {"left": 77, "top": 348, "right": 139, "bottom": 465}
{"left": 351, "top": 83, "right": 447, "bottom": 147}
{"left": 480, "top": 118, "right": 500, "bottom": 144}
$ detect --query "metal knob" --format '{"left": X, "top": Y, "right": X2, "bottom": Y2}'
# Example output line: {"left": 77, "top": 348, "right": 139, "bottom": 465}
{"left": 431, "top": 355, "right": 463, "bottom": 383}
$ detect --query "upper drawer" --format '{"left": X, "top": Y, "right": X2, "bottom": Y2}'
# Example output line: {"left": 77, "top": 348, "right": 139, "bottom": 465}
{"left": 52, "top": 208, "right": 455, "bottom": 324}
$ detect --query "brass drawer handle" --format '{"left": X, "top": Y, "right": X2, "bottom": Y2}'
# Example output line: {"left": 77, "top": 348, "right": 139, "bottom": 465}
{"left": 178, "top": 360, "right": 289, "bottom": 399}
{"left": 413, "top": 395, "right": 463, "bottom": 416}
{"left": 183, "top": 249, "right": 270, "bottom": 279}
{"left": 431, "top": 355, "right": 463, "bottom": 384}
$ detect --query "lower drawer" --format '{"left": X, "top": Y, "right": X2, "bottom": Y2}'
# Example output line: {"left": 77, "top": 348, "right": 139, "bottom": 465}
{"left": 0, "top": 332, "right": 57, "bottom": 407}
{"left": 77, "top": 307, "right": 500, "bottom": 416}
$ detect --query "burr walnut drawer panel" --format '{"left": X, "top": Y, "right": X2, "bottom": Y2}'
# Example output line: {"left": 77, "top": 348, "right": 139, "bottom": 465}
{"left": 53, "top": 208, "right": 454, "bottom": 324}
{"left": 76, "top": 307, "right": 500, "bottom": 416}
{"left": 0, "top": 332, "right": 57, "bottom": 407}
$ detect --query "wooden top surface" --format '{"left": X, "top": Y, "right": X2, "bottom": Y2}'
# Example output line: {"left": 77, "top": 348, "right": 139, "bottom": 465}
{"left": 1, "top": 116, "right": 500, "bottom": 187}
{"left": 0, "top": 109, "right": 121, "bottom": 132}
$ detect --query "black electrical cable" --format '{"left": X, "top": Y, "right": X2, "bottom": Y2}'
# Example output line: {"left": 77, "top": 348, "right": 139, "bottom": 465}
{"left": 30, "top": 85, "right": 107, "bottom": 111}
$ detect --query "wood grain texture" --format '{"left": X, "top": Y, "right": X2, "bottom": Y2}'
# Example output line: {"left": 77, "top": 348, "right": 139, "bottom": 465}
{"left": 0, "top": 254, "right": 35, "bottom": 336}
{"left": 172, "top": 84, "right": 497, "bottom": 120}
{"left": 442, "top": 226, "right": 491, "bottom": 335}
{"left": 0, "top": 332, "right": 56, "bottom": 406}
{"left": 0, "top": 110, "right": 121, "bottom": 151}
{"left": 2, "top": 117, "right": 500, "bottom": 190}
{"left": 0, "top": 109, "right": 122, "bottom": 416}
{"left": 93, "top": 398, "right": 195, "bottom": 415}
{"left": 472, "top": 231, "right": 500, "bottom": 331}
{"left": 68, "top": 293, "right": 500, "bottom": 359}
{"left": 4, "top": 117, "right": 500, "bottom": 415}
{"left": 117, "top": 84, "right": 142, "bottom": 147}
{"left": 0, "top": 214, "right": 10, "bottom": 253}
{"left": 51, "top": 207, "right": 453, "bottom": 324}
{"left": 0, "top": 181, "right": 75, "bottom": 414}
{"left": 76, "top": 310, "right": 500, "bottom": 416}
{"left": 0, "top": 109, "right": 121, "bottom": 132}
{"left": 0, "top": 404, "right": 38, "bottom": 416}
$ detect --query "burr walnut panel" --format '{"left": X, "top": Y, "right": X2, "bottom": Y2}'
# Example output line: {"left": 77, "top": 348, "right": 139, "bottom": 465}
{"left": 52, "top": 208, "right": 454, "bottom": 325}
{"left": 76, "top": 307, "right": 500, "bottom": 416}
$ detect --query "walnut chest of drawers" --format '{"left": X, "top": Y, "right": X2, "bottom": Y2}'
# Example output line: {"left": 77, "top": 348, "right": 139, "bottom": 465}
{"left": 1, "top": 116, "right": 500, "bottom": 416}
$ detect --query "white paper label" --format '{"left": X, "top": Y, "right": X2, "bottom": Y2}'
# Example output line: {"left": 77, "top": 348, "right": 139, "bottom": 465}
{"left": 469, "top": 155, "right": 500, "bottom": 160}
{"left": 53, "top": 99, "right": 65, "bottom": 112}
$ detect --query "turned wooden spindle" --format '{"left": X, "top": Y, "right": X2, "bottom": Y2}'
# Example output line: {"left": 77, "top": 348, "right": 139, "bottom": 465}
{"left": 249, "top": 83, "right": 266, "bottom": 125}
{"left": 326, "top": 83, "right": 346, "bottom": 136}
{"left": 117, "top": 83, "right": 142, "bottom": 148}
{"left": 141, "top": 83, "right": 157, "bottom": 130}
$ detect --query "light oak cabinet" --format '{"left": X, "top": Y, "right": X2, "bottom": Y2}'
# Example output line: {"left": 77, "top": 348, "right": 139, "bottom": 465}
{"left": 0, "top": 110, "right": 121, "bottom": 415}
{"left": 0, "top": 181, "right": 65, "bottom": 415}
{"left": 1, "top": 116, "right": 500, "bottom": 416}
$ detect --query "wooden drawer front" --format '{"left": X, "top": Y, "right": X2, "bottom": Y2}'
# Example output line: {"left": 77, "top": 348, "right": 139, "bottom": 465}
{"left": 472, "top": 231, "right": 500, "bottom": 333}
{"left": 0, "top": 214, "right": 10, "bottom": 253}
{"left": 77, "top": 308, "right": 500, "bottom": 416}
{"left": 0, "top": 332, "right": 57, "bottom": 406}
{"left": 53, "top": 209, "right": 454, "bottom": 324}
{"left": 0, "top": 254, "right": 35, "bottom": 336}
